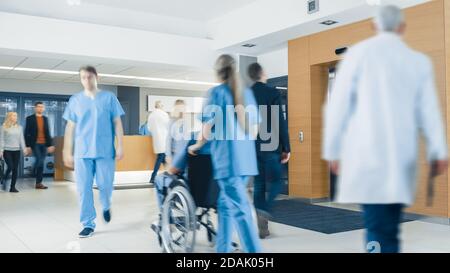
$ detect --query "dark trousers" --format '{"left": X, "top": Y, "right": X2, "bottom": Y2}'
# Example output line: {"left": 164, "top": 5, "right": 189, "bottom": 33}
{"left": 362, "top": 204, "right": 403, "bottom": 253}
{"left": 33, "top": 144, "right": 47, "bottom": 184}
{"left": 253, "top": 153, "right": 283, "bottom": 213}
{"left": 150, "top": 153, "right": 166, "bottom": 182}
{"left": 4, "top": 150, "right": 20, "bottom": 189}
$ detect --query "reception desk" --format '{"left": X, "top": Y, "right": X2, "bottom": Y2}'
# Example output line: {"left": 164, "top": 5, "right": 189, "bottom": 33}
{"left": 54, "top": 136, "right": 161, "bottom": 185}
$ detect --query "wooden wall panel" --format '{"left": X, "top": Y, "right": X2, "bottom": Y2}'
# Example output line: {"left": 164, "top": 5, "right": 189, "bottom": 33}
{"left": 288, "top": 37, "right": 312, "bottom": 197}
{"left": 288, "top": 0, "right": 450, "bottom": 217}
{"left": 445, "top": 0, "right": 450, "bottom": 218}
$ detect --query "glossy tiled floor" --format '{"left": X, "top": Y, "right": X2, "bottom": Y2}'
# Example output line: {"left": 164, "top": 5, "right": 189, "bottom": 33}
{"left": 1, "top": 179, "right": 450, "bottom": 253}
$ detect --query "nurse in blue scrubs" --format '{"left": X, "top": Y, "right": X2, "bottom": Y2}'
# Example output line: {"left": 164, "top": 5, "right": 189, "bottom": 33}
{"left": 189, "top": 54, "right": 262, "bottom": 253}
{"left": 63, "top": 66, "right": 125, "bottom": 238}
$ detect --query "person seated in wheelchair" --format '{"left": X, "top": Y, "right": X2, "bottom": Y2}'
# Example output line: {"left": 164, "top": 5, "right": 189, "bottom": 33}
{"left": 152, "top": 133, "right": 211, "bottom": 231}
{"left": 155, "top": 139, "right": 210, "bottom": 203}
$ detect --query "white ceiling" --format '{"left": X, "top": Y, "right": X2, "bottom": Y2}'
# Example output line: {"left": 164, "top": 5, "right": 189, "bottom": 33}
{"left": 0, "top": 54, "right": 216, "bottom": 91}
{"left": 0, "top": 0, "right": 257, "bottom": 39}
{"left": 84, "top": 0, "right": 258, "bottom": 21}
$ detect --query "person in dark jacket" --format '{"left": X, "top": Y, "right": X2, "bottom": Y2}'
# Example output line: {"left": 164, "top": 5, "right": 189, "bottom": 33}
{"left": 248, "top": 62, "right": 291, "bottom": 239}
{"left": 24, "top": 102, "right": 55, "bottom": 189}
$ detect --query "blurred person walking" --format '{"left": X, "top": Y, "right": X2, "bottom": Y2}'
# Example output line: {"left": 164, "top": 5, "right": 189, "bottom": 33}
{"left": 189, "top": 54, "right": 262, "bottom": 253}
{"left": 248, "top": 63, "right": 291, "bottom": 239}
{"left": 0, "top": 112, "right": 29, "bottom": 192}
{"left": 24, "top": 102, "right": 55, "bottom": 189}
{"left": 63, "top": 66, "right": 125, "bottom": 238}
{"left": 323, "top": 5, "right": 448, "bottom": 253}
{"left": 148, "top": 101, "right": 170, "bottom": 184}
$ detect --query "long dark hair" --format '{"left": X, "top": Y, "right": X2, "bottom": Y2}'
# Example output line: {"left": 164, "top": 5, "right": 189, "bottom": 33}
{"left": 214, "top": 54, "right": 251, "bottom": 133}
{"left": 214, "top": 54, "right": 242, "bottom": 107}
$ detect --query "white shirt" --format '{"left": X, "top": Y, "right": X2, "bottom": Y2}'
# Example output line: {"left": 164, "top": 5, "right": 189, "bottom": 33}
{"left": 147, "top": 108, "right": 170, "bottom": 154}
{"left": 323, "top": 32, "right": 447, "bottom": 205}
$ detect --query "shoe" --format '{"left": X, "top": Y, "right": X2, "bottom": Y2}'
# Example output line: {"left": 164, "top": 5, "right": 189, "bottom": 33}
{"left": 9, "top": 188, "right": 19, "bottom": 193}
{"left": 149, "top": 179, "right": 155, "bottom": 184}
{"left": 35, "top": 183, "right": 48, "bottom": 190}
{"left": 103, "top": 210, "right": 111, "bottom": 223}
{"left": 78, "top": 228, "right": 94, "bottom": 238}
{"left": 257, "top": 211, "right": 270, "bottom": 239}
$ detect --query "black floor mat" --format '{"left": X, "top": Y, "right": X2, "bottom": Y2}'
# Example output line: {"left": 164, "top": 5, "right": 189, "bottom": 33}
{"left": 271, "top": 199, "right": 413, "bottom": 234}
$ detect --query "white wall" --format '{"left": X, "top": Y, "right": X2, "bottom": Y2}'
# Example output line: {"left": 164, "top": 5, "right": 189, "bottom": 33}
{"left": 140, "top": 87, "right": 208, "bottom": 124}
{"left": 258, "top": 47, "right": 288, "bottom": 79}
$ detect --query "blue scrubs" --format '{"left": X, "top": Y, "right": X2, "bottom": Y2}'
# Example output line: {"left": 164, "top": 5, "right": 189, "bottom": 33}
{"left": 63, "top": 90, "right": 125, "bottom": 230}
{"left": 201, "top": 84, "right": 261, "bottom": 253}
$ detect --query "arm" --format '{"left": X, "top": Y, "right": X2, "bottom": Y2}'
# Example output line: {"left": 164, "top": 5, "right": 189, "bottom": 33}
{"left": 322, "top": 49, "right": 359, "bottom": 174}
{"left": 165, "top": 122, "right": 173, "bottom": 164}
{"left": 273, "top": 93, "right": 291, "bottom": 163}
{"left": 45, "top": 117, "right": 55, "bottom": 153}
{"left": 19, "top": 126, "right": 27, "bottom": 154}
{"left": 114, "top": 117, "right": 124, "bottom": 161}
{"left": 63, "top": 121, "right": 75, "bottom": 168}
{"left": 24, "top": 116, "right": 31, "bottom": 148}
{"left": 418, "top": 59, "right": 448, "bottom": 174}
{"left": 323, "top": 50, "right": 359, "bottom": 161}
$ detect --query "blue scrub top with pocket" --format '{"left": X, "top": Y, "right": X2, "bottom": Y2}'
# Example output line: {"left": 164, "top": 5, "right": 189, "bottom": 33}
{"left": 63, "top": 90, "right": 125, "bottom": 159}
{"left": 200, "top": 83, "right": 259, "bottom": 180}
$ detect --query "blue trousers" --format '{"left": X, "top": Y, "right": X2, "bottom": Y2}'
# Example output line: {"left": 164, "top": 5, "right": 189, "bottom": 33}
{"left": 154, "top": 173, "right": 175, "bottom": 208}
{"left": 33, "top": 144, "right": 47, "bottom": 184}
{"left": 216, "top": 176, "right": 262, "bottom": 253}
{"left": 362, "top": 204, "right": 403, "bottom": 253}
{"left": 75, "top": 158, "right": 115, "bottom": 230}
{"left": 150, "top": 153, "right": 166, "bottom": 182}
{"left": 253, "top": 153, "right": 283, "bottom": 213}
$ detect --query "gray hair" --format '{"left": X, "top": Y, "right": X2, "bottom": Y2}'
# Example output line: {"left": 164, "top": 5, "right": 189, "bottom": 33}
{"left": 154, "top": 100, "right": 162, "bottom": 109}
{"left": 373, "top": 5, "right": 404, "bottom": 32}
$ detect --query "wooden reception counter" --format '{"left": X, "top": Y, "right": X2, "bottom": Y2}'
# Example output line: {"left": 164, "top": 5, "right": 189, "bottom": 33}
{"left": 53, "top": 136, "right": 159, "bottom": 185}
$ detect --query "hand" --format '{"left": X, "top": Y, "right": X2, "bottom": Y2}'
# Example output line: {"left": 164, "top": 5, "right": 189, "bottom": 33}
{"left": 188, "top": 144, "right": 201, "bottom": 156}
{"left": 281, "top": 152, "right": 291, "bottom": 164}
{"left": 115, "top": 147, "right": 124, "bottom": 161}
{"left": 330, "top": 160, "right": 340, "bottom": 175}
{"left": 168, "top": 165, "right": 181, "bottom": 175}
{"left": 63, "top": 153, "right": 74, "bottom": 169}
{"left": 26, "top": 147, "right": 32, "bottom": 156}
{"left": 0, "top": 151, "right": 3, "bottom": 159}
{"left": 23, "top": 149, "right": 30, "bottom": 156}
{"left": 431, "top": 160, "right": 448, "bottom": 176}
{"left": 47, "top": 146, "right": 55, "bottom": 154}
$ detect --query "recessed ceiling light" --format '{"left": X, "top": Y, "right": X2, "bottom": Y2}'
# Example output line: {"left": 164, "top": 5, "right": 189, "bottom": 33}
{"left": 242, "top": 44, "right": 256, "bottom": 48}
{"left": 0, "top": 66, "right": 217, "bottom": 86}
{"left": 320, "top": 20, "right": 338, "bottom": 26}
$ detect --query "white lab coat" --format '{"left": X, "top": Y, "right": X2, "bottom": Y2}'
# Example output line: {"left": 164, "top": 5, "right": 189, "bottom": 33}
{"left": 323, "top": 32, "right": 447, "bottom": 205}
{"left": 147, "top": 108, "right": 170, "bottom": 154}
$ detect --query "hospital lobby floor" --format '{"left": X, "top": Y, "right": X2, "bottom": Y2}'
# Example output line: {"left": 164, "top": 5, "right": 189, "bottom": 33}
{"left": 1, "top": 179, "right": 450, "bottom": 253}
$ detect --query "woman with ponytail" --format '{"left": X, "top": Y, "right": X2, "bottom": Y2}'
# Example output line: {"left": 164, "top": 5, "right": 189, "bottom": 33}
{"left": 189, "top": 54, "right": 261, "bottom": 253}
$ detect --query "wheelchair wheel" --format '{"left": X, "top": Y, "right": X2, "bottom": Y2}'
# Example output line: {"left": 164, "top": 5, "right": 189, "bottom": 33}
{"left": 161, "top": 185, "right": 197, "bottom": 253}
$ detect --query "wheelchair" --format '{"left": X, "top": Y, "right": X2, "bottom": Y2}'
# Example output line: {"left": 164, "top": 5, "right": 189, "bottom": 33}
{"left": 152, "top": 154, "right": 226, "bottom": 253}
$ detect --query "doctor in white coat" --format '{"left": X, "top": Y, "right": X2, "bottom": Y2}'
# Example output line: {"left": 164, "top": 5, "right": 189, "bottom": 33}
{"left": 148, "top": 101, "right": 170, "bottom": 184}
{"left": 323, "top": 5, "right": 448, "bottom": 253}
